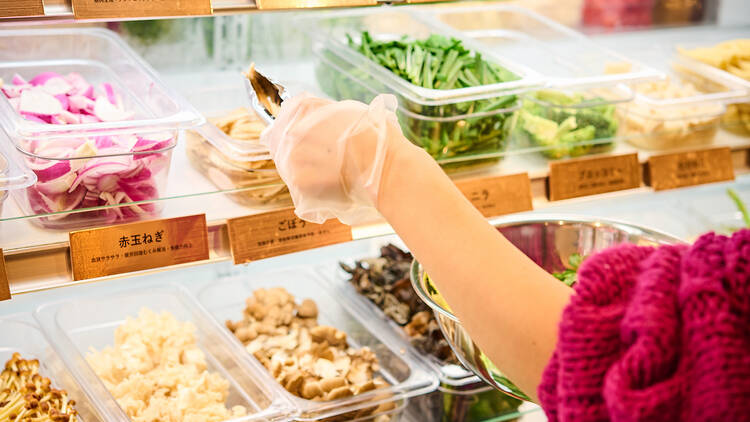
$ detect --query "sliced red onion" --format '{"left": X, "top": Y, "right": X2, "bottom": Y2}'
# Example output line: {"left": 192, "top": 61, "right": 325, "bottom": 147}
{"left": 11, "top": 74, "right": 27, "bottom": 85}
{"left": 58, "top": 110, "right": 81, "bottom": 125}
{"left": 2, "top": 84, "right": 30, "bottom": 99}
{"left": 35, "top": 171, "right": 76, "bottom": 195}
{"left": 29, "top": 72, "right": 63, "bottom": 86}
{"left": 19, "top": 88, "right": 65, "bottom": 116}
{"left": 43, "top": 77, "right": 73, "bottom": 96}
{"left": 34, "top": 160, "right": 71, "bottom": 182}
{"left": 54, "top": 94, "right": 69, "bottom": 111}
{"left": 96, "top": 173, "right": 120, "bottom": 192}
{"left": 94, "top": 136, "right": 115, "bottom": 149}
{"left": 21, "top": 112, "right": 51, "bottom": 124}
{"left": 68, "top": 95, "right": 95, "bottom": 115}
{"left": 102, "top": 83, "right": 117, "bottom": 106}
{"left": 82, "top": 85, "right": 95, "bottom": 99}
{"left": 93, "top": 96, "right": 132, "bottom": 122}
{"left": 68, "top": 158, "right": 131, "bottom": 192}
{"left": 79, "top": 114, "right": 99, "bottom": 124}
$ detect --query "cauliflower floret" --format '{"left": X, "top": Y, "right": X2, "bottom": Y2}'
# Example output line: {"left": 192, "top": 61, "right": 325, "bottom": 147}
{"left": 87, "top": 309, "right": 246, "bottom": 422}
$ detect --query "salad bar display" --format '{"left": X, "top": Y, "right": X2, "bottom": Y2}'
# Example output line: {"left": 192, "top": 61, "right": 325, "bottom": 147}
{"left": 0, "top": 3, "right": 749, "bottom": 422}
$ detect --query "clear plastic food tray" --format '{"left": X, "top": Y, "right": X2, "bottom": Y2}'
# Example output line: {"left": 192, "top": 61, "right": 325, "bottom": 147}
{"left": 302, "top": 8, "right": 544, "bottom": 167}
{"left": 0, "top": 28, "right": 202, "bottom": 142}
{"left": 181, "top": 73, "right": 272, "bottom": 162}
{"left": 0, "top": 129, "right": 36, "bottom": 215}
{"left": 0, "top": 28, "right": 203, "bottom": 229}
{"left": 180, "top": 76, "right": 292, "bottom": 208}
{"left": 318, "top": 238, "right": 536, "bottom": 421}
{"left": 424, "top": 4, "right": 662, "bottom": 90}
{"left": 322, "top": 237, "right": 481, "bottom": 388}
{"left": 34, "top": 284, "right": 292, "bottom": 422}
{"left": 422, "top": 5, "right": 665, "bottom": 159}
{"left": 675, "top": 31, "right": 750, "bottom": 136}
{"left": 0, "top": 314, "right": 104, "bottom": 421}
{"left": 196, "top": 268, "right": 437, "bottom": 421}
{"left": 620, "top": 59, "right": 749, "bottom": 150}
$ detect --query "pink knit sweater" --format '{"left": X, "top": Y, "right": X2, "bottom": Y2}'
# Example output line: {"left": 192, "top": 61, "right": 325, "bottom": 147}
{"left": 538, "top": 230, "right": 750, "bottom": 421}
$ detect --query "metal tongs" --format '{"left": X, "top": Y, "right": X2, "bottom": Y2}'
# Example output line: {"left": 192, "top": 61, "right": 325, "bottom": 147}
{"left": 244, "top": 63, "right": 290, "bottom": 126}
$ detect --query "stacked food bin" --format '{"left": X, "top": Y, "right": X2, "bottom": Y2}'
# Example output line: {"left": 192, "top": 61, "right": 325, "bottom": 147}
{"left": 0, "top": 28, "right": 203, "bottom": 229}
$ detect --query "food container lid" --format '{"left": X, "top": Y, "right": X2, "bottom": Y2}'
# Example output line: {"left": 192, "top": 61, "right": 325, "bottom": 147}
{"left": 423, "top": 5, "right": 665, "bottom": 94}
{"left": 0, "top": 130, "right": 36, "bottom": 192}
{"left": 301, "top": 8, "right": 547, "bottom": 107}
{"left": 0, "top": 28, "right": 204, "bottom": 142}
{"left": 609, "top": 36, "right": 750, "bottom": 123}
{"left": 613, "top": 36, "right": 750, "bottom": 112}
{"left": 196, "top": 268, "right": 438, "bottom": 421}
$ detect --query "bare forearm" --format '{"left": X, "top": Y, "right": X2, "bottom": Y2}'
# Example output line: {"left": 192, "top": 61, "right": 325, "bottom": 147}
{"left": 378, "top": 143, "right": 572, "bottom": 401}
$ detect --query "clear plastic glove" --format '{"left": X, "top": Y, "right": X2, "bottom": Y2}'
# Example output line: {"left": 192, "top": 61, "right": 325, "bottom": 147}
{"left": 261, "top": 93, "right": 414, "bottom": 225}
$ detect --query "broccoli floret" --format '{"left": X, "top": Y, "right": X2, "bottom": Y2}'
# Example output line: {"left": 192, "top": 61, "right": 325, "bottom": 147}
{"left": 562, "top": 125, "right": 597, "bottom": 157}
{"left": 560, "top": 125, "right": 596, "bottom": 144}
{"left": 519, "top": 90, "right": 618, "bottom": 158}
{"left": 556, "top": 116, "right": 578, "bottom": 136}
{"left": 520, "top": 110, "right": 558, "bottom": 143}
{"left": 574, "top": 106, "right": 618, "bottom": 139}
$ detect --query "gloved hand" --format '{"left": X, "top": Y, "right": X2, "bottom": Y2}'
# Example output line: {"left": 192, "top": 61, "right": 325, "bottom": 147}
{"left": 261, "top": 93, "right": 417, "bottom": 225}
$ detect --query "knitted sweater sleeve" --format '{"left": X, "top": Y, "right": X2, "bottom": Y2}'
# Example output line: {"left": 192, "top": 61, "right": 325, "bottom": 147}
{"left": 538, "top": 229, "right": 750, "bottom": 422}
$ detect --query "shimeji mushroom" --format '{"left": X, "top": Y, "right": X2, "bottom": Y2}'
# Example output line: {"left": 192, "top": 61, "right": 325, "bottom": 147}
{"left": 0, "top": 353, "right": 79, "bottom": 422}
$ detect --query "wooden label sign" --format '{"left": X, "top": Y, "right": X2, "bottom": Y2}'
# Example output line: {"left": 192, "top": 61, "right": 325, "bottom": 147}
{"left": 70, "top": 214, "right": 209, "bottom": 281}
{"left": 0, "top": 249, "right": 9, "bottom": 301}
{"left": 228, "top": 208, "right": 352, "bottom": 265}
{"left": 72, "top": 0, "right": 211, "bottom": 19}
{"left": 0, "top": 0, "right": 44, "bottom": 17}
{"left": 256, "top": 0, "right": 375, "bottom": 9}
{"left": 548, "top": 153, "right": 641, "bottom": 201}
{"left": 455, "top": 173, "right": 533, "bottom": 217}
{"left": 646, "top": 147, "right": 734, "bottom": 191}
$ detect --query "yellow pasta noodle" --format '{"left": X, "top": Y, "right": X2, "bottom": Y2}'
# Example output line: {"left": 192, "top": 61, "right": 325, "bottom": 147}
{"left": 681, "top": 39, "right": 750, "bottom": 133}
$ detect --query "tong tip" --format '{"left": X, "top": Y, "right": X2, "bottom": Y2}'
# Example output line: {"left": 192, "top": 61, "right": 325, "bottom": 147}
{"left": 244, "top": 63, "right": 283, "bottom": 118}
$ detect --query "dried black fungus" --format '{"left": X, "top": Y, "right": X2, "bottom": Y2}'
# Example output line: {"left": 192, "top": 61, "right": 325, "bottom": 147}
{"left": 342, "top": 244, "right": 457, "bottom": 363}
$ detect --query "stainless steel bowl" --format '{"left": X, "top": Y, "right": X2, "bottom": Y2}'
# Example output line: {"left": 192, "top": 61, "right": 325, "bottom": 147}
{"left": 410, "top": 214, "right": 683, "bottom": 401}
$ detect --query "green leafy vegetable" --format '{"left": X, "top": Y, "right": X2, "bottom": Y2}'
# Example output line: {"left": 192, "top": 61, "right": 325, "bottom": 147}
{"left": 727, "top": 188, "right": 750, "bottom": 228}
{"left": 316, "top": 32, "right": 520, "bottom": 163}
{"left": 552, "top": 253, "right": 585, "bottom": 287}
{"left": 515, "top": 91, "right": 618, "bottom": 159}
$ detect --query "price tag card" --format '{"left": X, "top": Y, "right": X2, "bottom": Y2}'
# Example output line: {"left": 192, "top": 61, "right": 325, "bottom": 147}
{"left": 72, "top": 0, "right": 211, "bottom": 19}
{"left": 256, "top": 0, "right": 375, "bottom": 9}
{"left": 0, "top": 249, "right": 9, "bottom": 301}
{"left": 228, "top": 208, "right": 353, "bottom": 265}
{"left": 647, "top": 147, "right": 734, "bottom": 191}
{"left": 0, "top": 0, "right": 44, "bottom": 17}
{"left": 548, "top": 153, "right": 641, "bottom": 201}
{"left": 455, "top": 173, "right": 533, "bottom": 217}
{"left": 70, "top": 214, "right": 209, "bottom": 281}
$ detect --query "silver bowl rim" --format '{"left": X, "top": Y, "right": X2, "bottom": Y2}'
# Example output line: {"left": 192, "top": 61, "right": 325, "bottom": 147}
{"left": 411, "top": 213, "right": 686, "bottom": 322}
